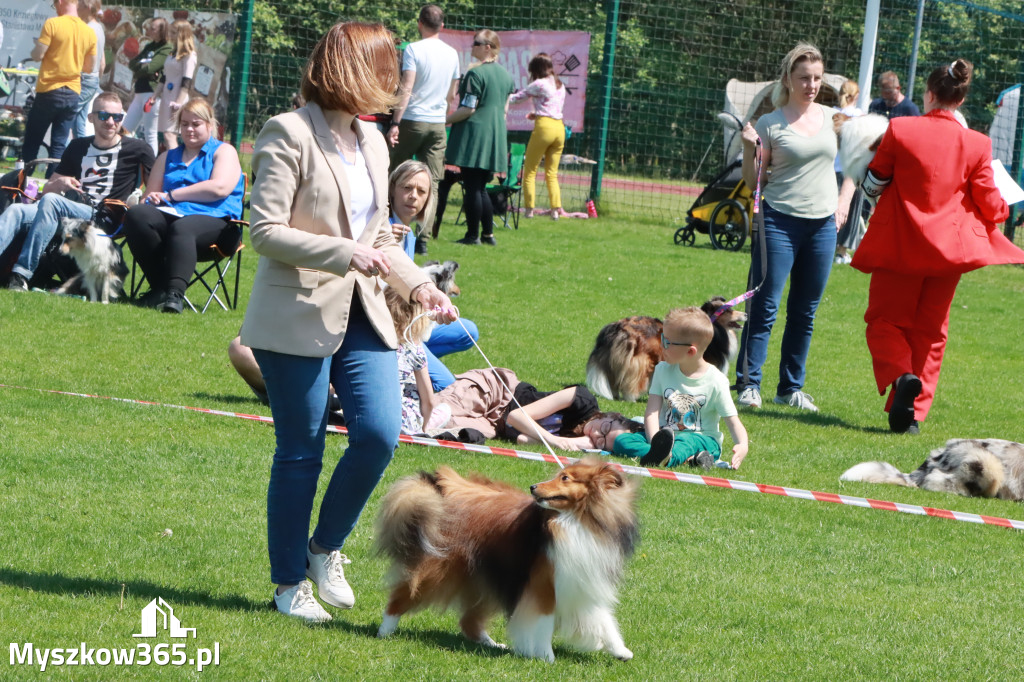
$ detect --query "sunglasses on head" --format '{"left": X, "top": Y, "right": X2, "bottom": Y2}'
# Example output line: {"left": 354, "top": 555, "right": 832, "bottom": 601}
{"left": 472, "top": 40, "right": 491, "bottom": 47}
{"left": 661, "top": 334, "right": 695, "bottom": 350}
{"left": 95, "top": 111, "right": 125, "bottom": 122}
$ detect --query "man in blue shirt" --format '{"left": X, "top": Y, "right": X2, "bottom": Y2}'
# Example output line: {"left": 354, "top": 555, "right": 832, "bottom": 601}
{"left": 868, "top": 71, "right": 921, "bottom": 119}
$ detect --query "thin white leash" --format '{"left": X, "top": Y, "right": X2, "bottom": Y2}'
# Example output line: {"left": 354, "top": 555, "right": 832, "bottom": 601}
{"left": 407, "top": 306, "right": 567, "bottom": 468}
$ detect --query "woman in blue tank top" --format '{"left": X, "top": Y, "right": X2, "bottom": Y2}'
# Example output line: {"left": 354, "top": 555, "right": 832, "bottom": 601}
{"left": 123, "top": 98, "right": 245, "bottom": 313}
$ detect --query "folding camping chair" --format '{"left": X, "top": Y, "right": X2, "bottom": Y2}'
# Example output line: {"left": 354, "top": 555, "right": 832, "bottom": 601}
{"left": 123, "top": 175, "right": 248, "bottom": 312}
{"left": 183, "top": 216, "right": 246, "bottom": 313}
{"left": 455, "top": 142, "right": 526, "bottom": 230}
{"left": 183, "top": 173, "right": 248, "bottom": 313}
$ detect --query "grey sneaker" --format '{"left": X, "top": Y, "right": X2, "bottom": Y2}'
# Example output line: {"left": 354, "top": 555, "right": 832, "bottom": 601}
{"left": 774, "top": 390, "right": 818, "bottom": 412}
{"left": 737, "top": 386, "right": 762, "bottom": 408}
{"left": 274, "top": 580, "right": 332, "bottom": 623}
{"left": 691, "top": 450, "right": 715, "bottom": 470}
{"left": 306, "top": 544, "right": 355, "bottom": 609}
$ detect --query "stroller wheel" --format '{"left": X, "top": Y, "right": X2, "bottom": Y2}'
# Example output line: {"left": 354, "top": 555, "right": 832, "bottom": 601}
{"left": 709, "top": 199, "right": 749, "bottom": 251}
{"left": 673, "top": 225, "right": 696, "bottom": 246}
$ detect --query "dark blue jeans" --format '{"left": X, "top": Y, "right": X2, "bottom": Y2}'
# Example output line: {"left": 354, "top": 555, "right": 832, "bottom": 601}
{"left": 22, "top": 86, "right": 79, "bottom": 177}
{"left": 736, "top": 202, "right": 836, "bottom": 397}
{"left": 253, "top": 299, "right": 401, "bottom": 586}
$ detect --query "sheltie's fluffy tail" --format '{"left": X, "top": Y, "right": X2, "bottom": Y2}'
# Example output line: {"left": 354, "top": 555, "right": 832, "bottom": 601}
{"left": 375, "top": 471, "right": 447, "bottom": 565}
{"left": 839, "top": 461, "right": 913, "bottom": 487}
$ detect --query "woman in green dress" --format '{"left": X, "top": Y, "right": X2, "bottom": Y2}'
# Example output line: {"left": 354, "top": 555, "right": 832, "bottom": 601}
{"left": 445, "top": 29, "right": 515, "bottom": 245}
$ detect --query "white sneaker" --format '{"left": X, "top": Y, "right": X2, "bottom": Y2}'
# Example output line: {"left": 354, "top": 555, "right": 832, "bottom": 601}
{"left": 737, "top": 386, "right": 762, "bottom": 408}
{"left": 306, "top": 544, "right": 355, "bottom": 609}
{"left": 274, "top": 580, "right": 332, "bottom": 623}
{"left": 773, "top": 390, "right": 818, "bottom": 412}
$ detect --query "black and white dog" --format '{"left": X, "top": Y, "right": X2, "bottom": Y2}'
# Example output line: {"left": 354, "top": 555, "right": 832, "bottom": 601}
{"left": 54, "top": 217, "right": 127, "bottom": 303}
{"left": 421, "top": 260, "right": 460, "bottom": 296}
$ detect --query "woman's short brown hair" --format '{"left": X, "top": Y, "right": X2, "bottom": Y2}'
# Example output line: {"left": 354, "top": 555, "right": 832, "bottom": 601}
{"left": 301, "top": 22, "right": 399, "bottom": 114}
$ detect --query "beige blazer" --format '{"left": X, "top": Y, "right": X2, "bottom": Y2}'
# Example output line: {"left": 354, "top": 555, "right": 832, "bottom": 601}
{"left": 240, "top": 102, "right": 430, "bottom": 357}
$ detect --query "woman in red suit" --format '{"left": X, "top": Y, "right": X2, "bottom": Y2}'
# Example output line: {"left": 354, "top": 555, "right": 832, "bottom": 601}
{"left": 852, "top": 59, "right": 1024, "bottom": 433}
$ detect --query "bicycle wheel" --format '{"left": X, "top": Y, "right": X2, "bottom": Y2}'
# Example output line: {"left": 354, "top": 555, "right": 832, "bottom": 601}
{"left": 708, "top": 199, "right": 749, "bottom": 251}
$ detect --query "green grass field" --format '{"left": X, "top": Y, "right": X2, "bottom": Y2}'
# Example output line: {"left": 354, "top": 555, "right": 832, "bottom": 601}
{"left": 2, "top": 213, "right": 1024, "bottom": 680}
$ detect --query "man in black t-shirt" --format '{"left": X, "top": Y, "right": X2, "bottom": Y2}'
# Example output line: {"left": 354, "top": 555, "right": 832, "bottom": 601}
{"left": 3, "top": 92, "right": 154, "bottom": 290}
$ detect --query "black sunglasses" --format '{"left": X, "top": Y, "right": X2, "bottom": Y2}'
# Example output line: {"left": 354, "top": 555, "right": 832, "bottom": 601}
{"left": 661, "top": 334, "right": 695, "bottom": 350}
{"left": 472, "top": 40, "right": 491, "bottom": 48}
{"left": 95, "top": 111, "right": 125, "bottom": 122}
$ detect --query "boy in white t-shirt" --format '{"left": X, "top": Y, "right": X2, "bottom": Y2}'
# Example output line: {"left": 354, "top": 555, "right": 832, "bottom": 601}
{"left": 617, "top": 307, "right": 749, "bottom": 469}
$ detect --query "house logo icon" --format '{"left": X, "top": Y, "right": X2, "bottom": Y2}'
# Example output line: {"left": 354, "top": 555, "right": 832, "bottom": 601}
{"left": 133, "top": 597, "right": 196, "bottom": 638}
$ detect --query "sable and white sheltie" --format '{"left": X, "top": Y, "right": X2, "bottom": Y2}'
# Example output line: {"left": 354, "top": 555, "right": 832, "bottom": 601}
{"left": 586, "top": 296, "right": 746, "bottom": 401}
{"left": 54, "top": 217, "right": 127, "bottom": 303}
{"left": 375, "top": 457, "right": 639, "bottom": 662}
{"left": 841, "top": 439, "right": 1024, "bottom": 501}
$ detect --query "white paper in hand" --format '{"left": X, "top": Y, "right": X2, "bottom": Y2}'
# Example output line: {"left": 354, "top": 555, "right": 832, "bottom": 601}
{"left": 991, "top": 159, "right": 1024, "bottom": 205}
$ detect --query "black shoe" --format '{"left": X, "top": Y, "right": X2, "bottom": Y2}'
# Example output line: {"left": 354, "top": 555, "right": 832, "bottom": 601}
{"left": 906, "top": 421, "right": 920, "bottom": 435}
{"left": 456, "top": 236, "right": 480, "bottom": 245}
{"left": 7, "top": 272, "right": 28, "bottom": 291}
{"left": 137, "top": 288, "right": 167, "bottom": 308}
{"left": 414, "top": 235, "right": 428, "bottom": 255}
{"left": 640, "top": 427, "right": 674, "bottom": 467}
{"left": 481, "top": 234, "right": 497, "bottom": 246}
{"left": 690, "top": 450, "right": 714, "bottom": 470}
{"left": 888, "top": 373, "right": 922, "bottom": 433}
{"left": 161, "top": 290, "right": 184, "bottom": 314}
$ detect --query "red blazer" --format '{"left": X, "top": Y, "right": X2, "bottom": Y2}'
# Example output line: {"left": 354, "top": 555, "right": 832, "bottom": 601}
{"left": 852, "top": 109, "right": 1023, "bottom": 276}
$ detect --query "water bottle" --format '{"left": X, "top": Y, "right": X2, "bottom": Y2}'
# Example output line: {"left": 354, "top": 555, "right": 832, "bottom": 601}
{"left": 586, "top": 199, "right": 598, "bottom": 218}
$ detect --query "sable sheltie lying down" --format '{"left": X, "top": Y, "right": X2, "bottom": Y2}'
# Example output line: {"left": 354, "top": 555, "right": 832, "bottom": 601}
{"left": 54, "top": 217, "right": 127, "bottom": 303}
{"left": 375, "top": 457, "right": 639, "bottom": 662}
{"left": 586, "top": 296, "right": 746, "bottom": 401}
{"left": 840, "top": 439, "right": 1024, "bottom": 501}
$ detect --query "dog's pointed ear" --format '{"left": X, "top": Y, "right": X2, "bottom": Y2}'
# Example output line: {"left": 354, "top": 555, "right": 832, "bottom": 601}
{"left": 596, "top": 463, "right": 625, "bottom": 490}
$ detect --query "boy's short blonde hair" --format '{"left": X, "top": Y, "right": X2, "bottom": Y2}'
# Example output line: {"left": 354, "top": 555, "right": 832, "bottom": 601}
{"left": 663, "top": 306, "right": 714, "bottom": 354}
{"left": 385, "top": 287, "right": 430, "bottom": 344}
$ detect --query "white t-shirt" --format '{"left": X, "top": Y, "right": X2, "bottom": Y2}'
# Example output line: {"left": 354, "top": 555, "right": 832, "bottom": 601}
{"left": 648, "top": 362, "right": 737, "bottom": 447}
{"left": 340, "top": 143, "right": 375, "bottom": 241}
{"left": 401, "top": 38, "right": 461, "bottom": 124}
{"left": 87, "top": 19, "right": 104, "bottom": 77}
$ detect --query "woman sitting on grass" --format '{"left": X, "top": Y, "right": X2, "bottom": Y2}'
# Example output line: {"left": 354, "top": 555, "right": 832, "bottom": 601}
{"left": 385, "top": 289, "right": 598, "bottom": 450}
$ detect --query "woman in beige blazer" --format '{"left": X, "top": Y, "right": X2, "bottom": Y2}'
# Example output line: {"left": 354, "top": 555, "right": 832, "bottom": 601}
{"left": 239, "top": 22, "right": 456, "bottom": 623}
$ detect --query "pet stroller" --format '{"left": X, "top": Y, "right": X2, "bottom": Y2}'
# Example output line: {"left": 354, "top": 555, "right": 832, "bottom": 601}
{"left": 674, "top": 155, "right": 752, "bottom": 252}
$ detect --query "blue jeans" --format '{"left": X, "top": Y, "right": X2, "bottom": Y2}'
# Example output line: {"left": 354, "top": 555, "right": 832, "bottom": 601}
{"left": 253, "top": 299, "right": 401, "bottom": 586}
{"left": 736, "top": 202, "right": 836, "bottom": 396}
{"left": 424, "top": 318, "right": 479, "bottom": 391}
{"left": 22, "top": 87, "right": 79, "bottom": 177}
{"left": 0, "top": 194, "right": 94, "bottom": 280}
{"left": 72, "top": 74, "right": 100, "bottom": 139}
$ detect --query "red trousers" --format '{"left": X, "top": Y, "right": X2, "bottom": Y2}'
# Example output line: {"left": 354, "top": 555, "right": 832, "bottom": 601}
{"left": 864, "top": 270, "right": 961, "bottom": 422}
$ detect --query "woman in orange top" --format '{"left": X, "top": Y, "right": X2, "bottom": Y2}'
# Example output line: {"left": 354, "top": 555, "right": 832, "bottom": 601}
{"left": 852, "top": 59, "right": 1024, "bottom": 433}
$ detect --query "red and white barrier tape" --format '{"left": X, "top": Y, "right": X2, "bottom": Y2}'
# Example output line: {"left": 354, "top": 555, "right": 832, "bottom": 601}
{"left": 4, "top": 382, "right": 1023, "bottom": 531}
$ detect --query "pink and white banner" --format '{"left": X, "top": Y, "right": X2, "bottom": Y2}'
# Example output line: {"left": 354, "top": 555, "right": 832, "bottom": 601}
{"left": 439, "top": 29, "right": 590, "bottom": 132}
